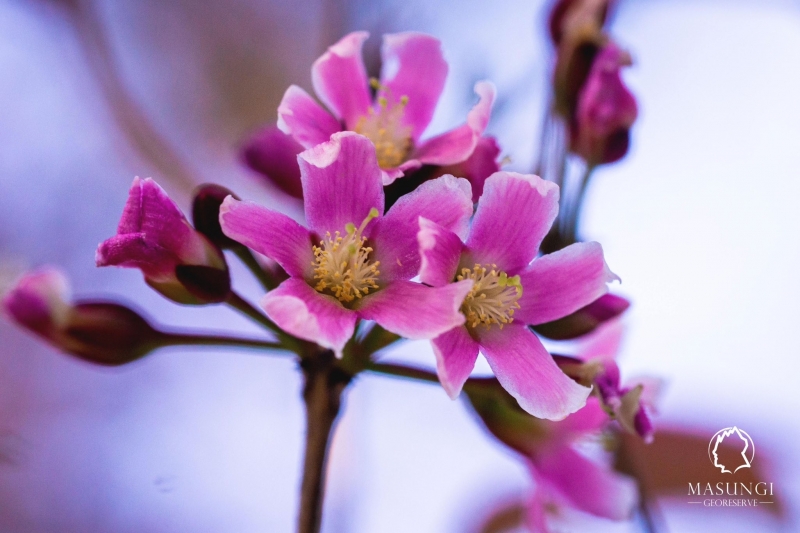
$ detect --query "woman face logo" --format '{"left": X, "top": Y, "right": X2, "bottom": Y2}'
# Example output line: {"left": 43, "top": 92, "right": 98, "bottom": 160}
{"left": 708, "top": 427, "right": 755, "bottom": 474}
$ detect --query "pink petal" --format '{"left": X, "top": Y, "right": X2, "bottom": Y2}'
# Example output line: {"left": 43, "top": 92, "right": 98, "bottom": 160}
{"left": 219, "top": 197, "right": 313, "bottom": 279}
{"left": 434, "top": 135, "right": 502, "bottom": 201}
{"left": 526, "top": 485, "right": 553, "bottom": 533}
{"left": 355, "top": 280, "right": 472, "bottom": 340}
{"left": 311, "top": 31, "right": 372, "bottom": 128}
{"left": 96, "top": 233, "right": 176, "bottom": 281}
{"left": 381, "top": 158, "right": 423, "bottom": 186}
{"left": 242, "top": 125, "right": 304, "bottom": 199}
{"left": 379, "top": 32, "right": 448, "bottom": 141}
{"left": 370, "top": 175, "right": 472, "bottom": 281}
{"left": 516, "top": 242, "right": 618, "bottom": 326}
{"left": 431, "top": 325, "right": 479, "bottom": 399}
{"left": 261, "top": 278, "right": 356, "bottom": 355}
{"left": 476, "top": 324, "right": 590, "bottom": 420}
{"left": 417, "top": 217, "right": 463, "bottom": 287}
{"left": 466, "top": 172, "right": 559, "bottom": 274}
{"left": 299, "top": 132, "right": 385, "bottom": 235}
{"left": 534, "top": 446, "right": 638, "bottom": 520}
{"left": 579, "top": 319, "right": 624, "bottom": 361}
{"left": 412, "top": 81, "right": 495, "bottom": 166}
{"left": 546, "top": 397, "right": 609, "bottom": 442}
{"left": 277, "top": 85, "right": 342, "bottom": 149}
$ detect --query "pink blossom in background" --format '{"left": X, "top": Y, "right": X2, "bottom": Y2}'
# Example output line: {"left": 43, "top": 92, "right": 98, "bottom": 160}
{"left": 276, "top": 31, "right": 496, "bottom": 184}
{"left": 526, "top": 398, "right": 638, "bottom": 532}
{"left": 417, "top": 171, "right": 618, "bottom": 420}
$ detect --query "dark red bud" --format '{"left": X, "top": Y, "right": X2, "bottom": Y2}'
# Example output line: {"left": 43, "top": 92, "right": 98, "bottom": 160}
{"left": 192, "top": 184, "right": 240, "bottom": 249}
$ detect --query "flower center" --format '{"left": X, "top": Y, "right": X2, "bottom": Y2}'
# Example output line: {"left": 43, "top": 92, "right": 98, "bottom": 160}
{"left": 312, "top": 208, "right": 381, "bottom": 303}
{"left": 354, "top": 80, "right": 412, "bottom": 168}
{"left": 457, "top": 264, "right": 522, "bottom": 329}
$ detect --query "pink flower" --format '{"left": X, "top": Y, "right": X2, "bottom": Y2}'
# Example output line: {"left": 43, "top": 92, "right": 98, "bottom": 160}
{"left": 570, "top": 42, "right": 638, "bottom": 165}
{"left": 242, "top": 125, "right": 304, "bottom": 199}
{"left": 418, "top": 171, "right": 618, "bottom": 419}
{"left": 219, "top": 132, "right": 474, "bottom": 355}
{"left": 96, "top": 177, "right": 229, "bottom": 304}
{"left": 277, "top": 31, "right": 496, "bottom": 185}
{"left": 525, "top": 398, "right": 638, "bottom": 531}
{"left": 2, "top": 268, "right": 160, "bottom": 365}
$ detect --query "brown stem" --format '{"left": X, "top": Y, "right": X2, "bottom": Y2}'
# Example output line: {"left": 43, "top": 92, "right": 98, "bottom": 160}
{"left": 297, "top": 350, "right": 351, "bottom": 533}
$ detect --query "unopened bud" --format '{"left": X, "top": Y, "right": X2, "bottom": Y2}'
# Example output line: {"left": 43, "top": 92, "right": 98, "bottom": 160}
{"left": 534, "top": 293, "right": 629, "bottom": 340}
{"left": 192, "top": 184, "right": 240, "bottom": 249}
{"left": 2, "top": 268, "right": 164, "bottom": 365}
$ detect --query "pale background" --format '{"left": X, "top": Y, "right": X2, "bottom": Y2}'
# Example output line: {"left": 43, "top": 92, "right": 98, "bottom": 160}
{"left": 0, "top": 0, "right": 798, "bottom": 531}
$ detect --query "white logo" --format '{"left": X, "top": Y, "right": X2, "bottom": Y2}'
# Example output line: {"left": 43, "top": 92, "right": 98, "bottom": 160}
{"left": 708, "top": 427, "right": 754, "bottom": 474}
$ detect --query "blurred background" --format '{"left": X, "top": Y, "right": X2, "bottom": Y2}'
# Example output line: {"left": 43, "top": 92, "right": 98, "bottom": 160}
{"left": 1, "top": 0, "right": 799, "bottom": 531}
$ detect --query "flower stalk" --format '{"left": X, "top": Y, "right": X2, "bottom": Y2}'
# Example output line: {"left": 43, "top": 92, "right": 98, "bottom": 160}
{"left": 297, "top": 349, "right": 351, "bottom": 533}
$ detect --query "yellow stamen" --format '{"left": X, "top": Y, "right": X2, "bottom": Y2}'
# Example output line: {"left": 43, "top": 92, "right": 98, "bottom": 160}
{"left": 312, "top": 208, "right": 381, "bottom": 303}
{"left": 457, "top": 263, "right": 522, "bottom": 329}
{"left": 354, "top": 79, "right": 412, "bottom": 168}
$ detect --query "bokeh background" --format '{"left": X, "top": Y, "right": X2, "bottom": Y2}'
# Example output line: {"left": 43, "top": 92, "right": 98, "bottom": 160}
{"left": 1, "top": 0, "right": 799, "bottom": 531}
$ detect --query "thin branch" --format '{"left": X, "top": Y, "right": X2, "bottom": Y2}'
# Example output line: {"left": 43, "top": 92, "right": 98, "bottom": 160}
{"left": 160, "top": 332, "right": 286, "bottom": 353}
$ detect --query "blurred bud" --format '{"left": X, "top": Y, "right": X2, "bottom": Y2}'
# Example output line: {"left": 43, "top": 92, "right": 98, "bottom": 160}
{"left": 242, "top": 125, "right": 304, "bottom": 199}
{"left": 96, "top": 177, "right": 230, "bottom": 305}
{"left": 465, "top": 379, "right": 550, "bottom": 456}
{"left": 2, "top": 268, "right": 163, "bottom": 365}
{"left": 551, "top": 8, "right": 604, "bottom": 120}
{"left": 431, "top": 136, "right": 502, "bottom": 202}
{"left": 569, "top": 43, "right": 638, "bottom": 165}
{"left": 192, "top": 184, "right": 241, "bottom": 249}
{"left": 549, "top": 0, "right": 613, "bottom": 46}
{"left": 533, "top": 293, "right": 630, "bottom": 340}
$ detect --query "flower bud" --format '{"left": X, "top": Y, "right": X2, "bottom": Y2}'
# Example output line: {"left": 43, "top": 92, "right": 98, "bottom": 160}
{"left": 533, "top": 293, "right": 629, "bottom": 340}
{"left": 2, "top": 268, "right": 163, "bottom": 365}
{"left": 192, "top": 184, "right": 241, "bottom": 249}
{"left": 242, "top": 125, "right": 304, "bottom": 199}
{"left": 569, "top": 43, "right": 638, "bottom": 165}
{"left": 548, "top": 0, "right": 613, "bottom": 46}
{"left": 96, "top": 177, "right": 230, "bottom": 304}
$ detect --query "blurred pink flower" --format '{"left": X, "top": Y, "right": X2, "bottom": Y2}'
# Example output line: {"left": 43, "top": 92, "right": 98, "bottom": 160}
{"left": 526, "top": 398, "right": 639, "bottom": 531}
{"left": 220, "top": 131, "right": 474, "bottom": 355}
{"left": 276, "top": 31, "right": 496, "bottom": 184}
{"left": 418, "top": 172, "right": 617, "bottom": 419}
{"left": 556, "top": 321, "right": 659, "bottom": 442}
{"left": 570, "top": 42, "right": 638, "bottom": 165}
{"left": 96, "top": 177, "right": 229, "bottom": 304}
{"left": 2, "top": 267, "right": 160, "bottom": 365}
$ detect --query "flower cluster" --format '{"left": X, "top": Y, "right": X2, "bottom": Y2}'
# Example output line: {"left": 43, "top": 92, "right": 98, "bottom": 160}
{"left": 2, "top": 22, "right": 655, "bottom": 533}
